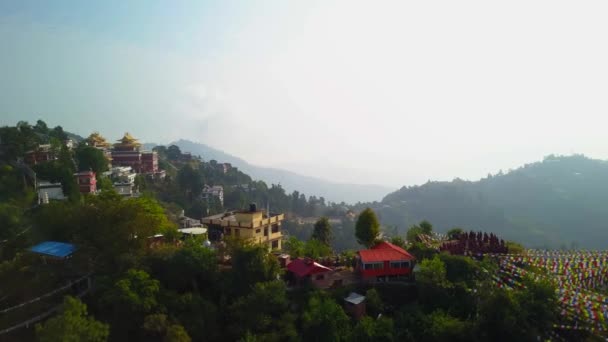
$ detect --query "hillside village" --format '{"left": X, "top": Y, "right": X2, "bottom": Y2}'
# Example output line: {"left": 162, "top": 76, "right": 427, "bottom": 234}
{"left": 2, "top": 121, "right": 608, "bottom": 341}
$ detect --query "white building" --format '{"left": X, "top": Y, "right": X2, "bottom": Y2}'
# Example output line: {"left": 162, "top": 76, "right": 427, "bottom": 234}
{"left": 109, "top": 166, "right": 138, "bottom": 197}
{"left": 201, "top": 185, "right": 224, "bottom": 206}
{"left": 37, "top": 181, "right": 66, "bottom": 203}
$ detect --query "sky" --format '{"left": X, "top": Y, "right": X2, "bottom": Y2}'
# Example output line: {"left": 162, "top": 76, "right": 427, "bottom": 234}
{"left": 1, "top": 0, "right": 608, "bottom": 188}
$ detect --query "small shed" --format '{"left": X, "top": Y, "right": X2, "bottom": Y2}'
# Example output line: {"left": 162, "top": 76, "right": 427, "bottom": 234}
{"left": 344, "top": 292, "right": 366, "bottom": 319}
{"left": 29, "top": 241, "right": 75, "bottom": 260}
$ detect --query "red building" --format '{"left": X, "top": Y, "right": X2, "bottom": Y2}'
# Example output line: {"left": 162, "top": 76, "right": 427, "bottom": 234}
{"left": 287, "top": 258, "right": 334, "bottom": 287}
{"left": 356, "top": 241, "right": 415, "bottom": 282}
{"left": 24, "top": 144, "right": 56, "bottom": 165}
{"left": 111, "top": 133, "right": 159, "bottom": 174}
{"left": 74, "top": 171, "right": 97, "bottom": 194}
{"left": 141, "top": 151, "right": 158, "bottom": 174}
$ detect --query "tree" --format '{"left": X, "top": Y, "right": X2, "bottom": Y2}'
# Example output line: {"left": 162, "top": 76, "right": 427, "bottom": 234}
{"left": 284, "top": 236, "right": 305, "bottom": 258}
{"left": 228, "top": 280, "right": 297, "bottom": 341}
{"left": 446, "top": 227, "right": 463, "bottom": 240}
{"left": 365, "top": 288, "right": 384, "bottom": 317}
{"left": 424, "top": 310, "right": 471, "bottom": 342}
{"left": 35, "top": 296, "right": 109, "bottom": 342}
{"left": 419, "top": 220, "right": 433, "bottom": 234}
{"left": 229, "top": 243, "right": 281, "bottom": 296}
{"left": 75, "top": 145, "right": 109, "bottom": 173}
{"left": 176, "top": 164, "right": 204, "bottom": 198}
{"left": 301, "top": 294, "right": 351, "bottom": 342}
{"left": 355, "top": 208, "right": 380, "bottom": 248}
{"left": 161, "top": 240, "right": 219, "bottom": 293}
{"left": 417, "top": 255, "right": 449, "bottom": 287}
{"left": 163, "top": 325, "right": 191, "bottom": 342}
{"left": 34, "top": 119, "right": 49, "bottom": 134}
{"left": 351, "top": 316, "right": 395, "bottom": 342}
{"left": 167, "top": 145, "right": 182, "bottom": 161}
{"left": 311, "top": 217, "right": 332, "bottom": 247}
{"left": 101, "top": 269, "right": 160, "bottom": 318}
{"left": 304, "top": 238, "right": 332, "bottom": 259}
{"left": 390, "top": 236, "right": 406, "bottom": 249}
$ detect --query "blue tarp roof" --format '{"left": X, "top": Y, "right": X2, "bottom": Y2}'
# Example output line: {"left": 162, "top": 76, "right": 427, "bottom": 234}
{"left": 29, "top": 241, "right": 75, "bottom": 258}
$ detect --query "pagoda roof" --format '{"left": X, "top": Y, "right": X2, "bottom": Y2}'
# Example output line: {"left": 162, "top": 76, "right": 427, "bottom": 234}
{"left": 86, "top": 132, "right": 110, "bottom": 147}
{"left": 116, "top": 132, "right": 141, "bottom": 146}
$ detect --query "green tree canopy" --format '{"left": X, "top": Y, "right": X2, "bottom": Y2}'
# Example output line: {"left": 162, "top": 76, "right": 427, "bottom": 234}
{"left": 229, "top": 243, "right": 281, "bottom": 296}
{"left": 351, "top": 316, "right": 395, "bottom": 342}
{"left": 311, "top": 217, "right": 332, "bottom": 247}
{"left": 35, "top": 296, "right": 109, "bottom": 342}
{"left": 228, "top": 280, "right": 297, "bottom": 341}
{"left": 355, "top": 208, "right": 380, "bottom": 248}
{"left": 301, "top": 294, "right": 351, "bottom": 342}
{"left": 446, "top": 227, "right": 464, "bottom": 240}
{"left": 75, "top": 145, "right": 109, "bottom": 173}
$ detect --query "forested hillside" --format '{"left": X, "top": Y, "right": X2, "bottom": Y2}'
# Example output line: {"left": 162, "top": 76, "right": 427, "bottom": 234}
{"left": 375, "top": 155, "right": 608, "bottom": 248}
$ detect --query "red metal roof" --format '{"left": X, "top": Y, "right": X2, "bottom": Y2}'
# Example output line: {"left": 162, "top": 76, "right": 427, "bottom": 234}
{"left": 287, "top": 258, "right": 332, "bottom": 277}
{"left": 358, "top": 241, "right": 415, "bottom": 263}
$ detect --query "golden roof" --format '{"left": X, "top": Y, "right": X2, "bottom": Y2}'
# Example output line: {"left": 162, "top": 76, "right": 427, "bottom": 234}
{"left": 116, "top": 132, "right": 141, "bottom": 147}
{"left": 86, "top": 132, "right": 110, "bottom": 147}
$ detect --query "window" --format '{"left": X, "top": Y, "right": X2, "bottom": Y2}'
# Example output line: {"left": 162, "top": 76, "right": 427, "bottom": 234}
{"left": 390, "top": 261, "right": 410, "bottom": 269}
{"left": 315, "top": 274, "right": 324, "bottom": 280}
{"left": 256, "top": 229, "right": 261, "bottom": 234}
{"left": 271, "top": 224, "right": 279, "bottom": 233}
{"left": 264, "top": 228, "right": 268, "bottom": 236}
{"left": 234, "top": 229, "right": 240, "bottom": 237}
{"left": 226, "top": 228, "right": 231, "bottom": 235}
{"left": 272, "top": 240, "right": 279, "bottom": 249}
{"left": 364, "top": 263, "right": 383, "bottom": 270}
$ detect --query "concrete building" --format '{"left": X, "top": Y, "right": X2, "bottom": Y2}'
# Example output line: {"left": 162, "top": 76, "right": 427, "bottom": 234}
{"left": 37, "top": 181, "right": 66, "bottom": 202}
{"left": 202, "top": 204, "right": 284, "bottom": 250}
{"left": 74, "top": 171, "right": 97, "bottom": 194}
{"left": 201, "top": 185, "right": 224, "bottom": 206}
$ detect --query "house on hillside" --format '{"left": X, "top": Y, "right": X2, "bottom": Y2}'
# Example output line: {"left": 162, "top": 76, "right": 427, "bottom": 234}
{"left": 286, "top": 258, "right": 334, "bottom": 287}
{"left": 201, "top": 185, "right": 224, "bottom": 206}
{"left": 108, "top": 166, "right": 138, "bottom": 197}
{"left": 24, "top": 144, "right": 56, "bottom": 165}
{"left": 201, "top": 203, "right": 284, "bottom": 250}
{"left": 111, "top": 133, "right": 163, "bottom": 178}
{"left": 37, "top": 180, "right": 66, "bottom": 202}
{"left": 356, "top": 241, "right": 415, "bottom": 282}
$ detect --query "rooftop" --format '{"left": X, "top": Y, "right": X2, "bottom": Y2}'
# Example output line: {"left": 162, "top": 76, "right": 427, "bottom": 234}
{"left": 29, "top": 241, "right": 75, "bottom": 258}
{"left": 287, "top": 258, "right": 333, "bottom": 277}
{"left": 344, "top": 292, "right": 366, "bottom": 305}
{"left": 116, "top": 132, "right": 142, "bottom": 147}
{"left": 358, "top": 241, "right": 415, "bottom": 263}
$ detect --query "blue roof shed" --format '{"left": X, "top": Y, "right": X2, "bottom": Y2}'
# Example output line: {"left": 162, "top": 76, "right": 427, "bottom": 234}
{"left": 29, "top": 241, "right": 76, "bottom": 258}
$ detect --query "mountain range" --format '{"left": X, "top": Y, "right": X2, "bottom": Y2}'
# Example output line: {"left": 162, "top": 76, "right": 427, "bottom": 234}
{"left": 371, "top": 154, "right": 608, "bottom": 249}
{"left": 162, "top": 139, "right": 392, "bottom": 203}
{"left": 149, "top": 140, "right": 608, "bottom": 249}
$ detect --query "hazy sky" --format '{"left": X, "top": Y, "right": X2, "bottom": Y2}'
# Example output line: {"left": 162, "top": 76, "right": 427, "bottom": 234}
{"left": 1, "top": 1, "right": 608, "bottom": 187}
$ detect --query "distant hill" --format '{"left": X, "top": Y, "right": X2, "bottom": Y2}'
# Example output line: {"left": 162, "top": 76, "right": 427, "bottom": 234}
{"left": 150, "top": 139, "right": 392, "bottom": 204}
{"left": 373, "top": 154, "right": 608, "bottom": 249}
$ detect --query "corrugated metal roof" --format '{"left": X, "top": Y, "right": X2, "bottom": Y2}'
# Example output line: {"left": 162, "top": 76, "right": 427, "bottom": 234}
{"left": 344, "top": 292, "right": 366, "bottom": 305}
{"left": 29, "top": 241, "right": 75, "bottom": 258}
{"left": 358, "top": 241, "right": 414, "bottom": 263}
{"left": 287, "top": 258, "right": 332, "bottom": 277}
